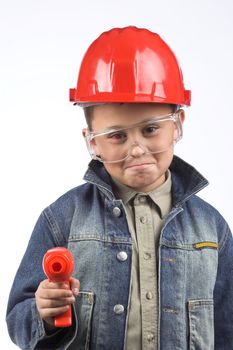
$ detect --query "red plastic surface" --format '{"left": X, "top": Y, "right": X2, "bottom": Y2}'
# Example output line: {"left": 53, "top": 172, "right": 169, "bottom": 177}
{"left": 43, "top": 247, "right": 74, "bottom": 327}
{"left": 70, "top": 26, "right": 191, "bottom": 106}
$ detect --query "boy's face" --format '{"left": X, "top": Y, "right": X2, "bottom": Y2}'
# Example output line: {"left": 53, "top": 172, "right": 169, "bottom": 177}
{"left": 85, "top": 103, "right": 185, "bottom": 192}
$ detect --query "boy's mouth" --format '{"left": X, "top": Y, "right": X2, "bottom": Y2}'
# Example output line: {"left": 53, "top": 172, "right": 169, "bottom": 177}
{"left": 124, "top": 162, "right": 155, "bottom": 170}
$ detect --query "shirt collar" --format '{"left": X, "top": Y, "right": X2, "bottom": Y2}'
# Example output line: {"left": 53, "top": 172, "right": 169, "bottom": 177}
{"left": 112, "top": 170, "right": 172, "bottom": 218}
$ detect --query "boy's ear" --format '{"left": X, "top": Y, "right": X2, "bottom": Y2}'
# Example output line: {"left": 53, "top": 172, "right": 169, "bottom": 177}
{"left": 82, "top": 128, "right": 87, "bottom": 138}
{"left": 178, "top": 109, "right": 185, "bottom": 124}
{"left": 82, "top": 127, "right": 100, "bottom": 157}
{"left": 173, "top": 109, "right": 185, "bottom": 141}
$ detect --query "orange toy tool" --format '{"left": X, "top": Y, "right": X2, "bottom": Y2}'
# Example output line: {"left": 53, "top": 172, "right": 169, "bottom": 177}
{"left": 42, "top": 247, "right": 74, "bottom": 327}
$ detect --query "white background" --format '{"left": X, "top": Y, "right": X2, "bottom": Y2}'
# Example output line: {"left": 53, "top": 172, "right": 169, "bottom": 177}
{"left": 1, "top": 0, "right": 233, "bottom": 348}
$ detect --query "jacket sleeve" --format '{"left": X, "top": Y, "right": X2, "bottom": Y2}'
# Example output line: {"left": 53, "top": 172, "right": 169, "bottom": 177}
{"left": 214, "top": 222, "right": 233, "bottom": 349}
{"left": 6, "top": 210, "right": 76, "bottom": 350}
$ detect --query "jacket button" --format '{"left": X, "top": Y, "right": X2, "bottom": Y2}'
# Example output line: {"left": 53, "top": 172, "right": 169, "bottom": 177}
{"left": 113, "top": 207, "right": 121, "bottom": 217}
{"left": 113, "top": 304, "right": 124, "bottom": 314}
{"left": 117, "top": 251, "right": 128, "bottom": 262}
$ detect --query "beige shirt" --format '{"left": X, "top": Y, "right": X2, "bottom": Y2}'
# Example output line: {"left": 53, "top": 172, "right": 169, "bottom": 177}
{"left": 112, "top": 172, "right": 172, "bottom": 350}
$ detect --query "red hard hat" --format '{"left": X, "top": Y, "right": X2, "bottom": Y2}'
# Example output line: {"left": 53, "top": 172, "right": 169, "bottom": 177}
{"left": 70, "top": 26, "right": 191, "bottom": 106}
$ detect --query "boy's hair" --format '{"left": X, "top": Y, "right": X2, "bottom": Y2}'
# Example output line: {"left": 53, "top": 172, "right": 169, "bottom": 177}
{"left": 83, "top": 104, "right": 180, "bottom": 130}
{"left": 83, "top": 106, "right": 95, "bottom": 130}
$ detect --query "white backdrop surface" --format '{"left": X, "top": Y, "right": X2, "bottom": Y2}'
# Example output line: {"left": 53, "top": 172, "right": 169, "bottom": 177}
{"left": 1, "top": 0, "right": 233, "bottom": 348}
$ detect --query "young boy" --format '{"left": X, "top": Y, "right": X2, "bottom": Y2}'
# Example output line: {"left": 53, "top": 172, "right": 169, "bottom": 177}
{"left": 6, "top": 26, "right": 233, "bottom": 349}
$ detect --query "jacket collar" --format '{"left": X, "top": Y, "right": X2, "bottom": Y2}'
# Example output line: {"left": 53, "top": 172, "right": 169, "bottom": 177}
{"left": 169, "top": 156, "right": 209, "bottom": 207}
{"left": 84, "top": 155, "right": 209, "bottom": 206}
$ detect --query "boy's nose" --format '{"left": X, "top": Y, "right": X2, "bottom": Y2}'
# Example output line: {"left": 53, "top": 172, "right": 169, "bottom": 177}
{"left": 129, "top": 143, "right": 147, "bottom": 158}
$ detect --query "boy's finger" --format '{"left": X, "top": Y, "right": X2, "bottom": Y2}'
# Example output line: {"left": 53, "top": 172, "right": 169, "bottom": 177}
{"left": 70, "top": 277, "right": 80, "bottom": 295}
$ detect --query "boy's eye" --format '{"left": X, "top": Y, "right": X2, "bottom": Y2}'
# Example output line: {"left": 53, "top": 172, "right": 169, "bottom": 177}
{"left": 143, "top": 124, "right": 159, "bottom": 136}
{"left": 107, "top": 132, "right": 127, "bottom": 143}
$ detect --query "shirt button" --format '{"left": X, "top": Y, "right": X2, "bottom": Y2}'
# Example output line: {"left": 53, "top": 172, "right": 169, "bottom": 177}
{"left": 113, "top": 207, "right": 121, "bottom": 217}
{"left": 117, "top": 251, "right": 128, "bottom": 262}
{"left": 113, "top": 304, "right": 124, "bottom": 314}
{"left": 140, "top": 216, "right": 147, "bottom": 224}
{"left": 143, "top": 252, "right": 152, "bottom": 260}
{"left": 147, "top": 333, "right": 155, "bottom": 342}
{"left": 146, "top": 291, "right": 153, "bottom": 300}
{"left": 139, "top": 195, "right": 147, "bottom": 204}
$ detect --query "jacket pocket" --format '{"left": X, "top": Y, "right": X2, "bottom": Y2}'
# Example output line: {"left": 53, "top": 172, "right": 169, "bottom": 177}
{"left": 70, "top": 291, "right": 95, "bottom": 350}
{"left": 188, "top": 299, "right": 214, "bottom": 350}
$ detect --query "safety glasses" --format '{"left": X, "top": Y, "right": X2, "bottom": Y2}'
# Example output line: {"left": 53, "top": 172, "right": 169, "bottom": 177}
{"left": 85, "top": 112, "right": 182, "bottom": 163}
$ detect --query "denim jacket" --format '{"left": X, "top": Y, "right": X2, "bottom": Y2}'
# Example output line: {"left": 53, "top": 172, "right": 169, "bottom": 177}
{"left": 6, "top": 156, "right": 233, "bottom": 350}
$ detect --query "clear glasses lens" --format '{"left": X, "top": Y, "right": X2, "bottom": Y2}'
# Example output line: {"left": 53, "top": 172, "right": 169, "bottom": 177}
{"left": 86, "top": 113, "right": 182, "bottom": 163}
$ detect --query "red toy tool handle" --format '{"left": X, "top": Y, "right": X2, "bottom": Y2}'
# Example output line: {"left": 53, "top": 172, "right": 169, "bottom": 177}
{"left": 54, "top": 280, "right": 72, "bottom": 327}
{"left": 42, "top": 247, "right": 75, "bottom": 327}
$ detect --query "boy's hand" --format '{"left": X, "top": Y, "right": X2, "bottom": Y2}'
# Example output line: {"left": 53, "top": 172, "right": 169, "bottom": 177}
{"left": 35, "top": 277, "right": 80, "bottom": 328}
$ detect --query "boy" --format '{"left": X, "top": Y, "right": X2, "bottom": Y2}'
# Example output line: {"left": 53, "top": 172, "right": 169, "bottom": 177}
{"left": 6, "top": 26, "right": 233, "bottom": 349}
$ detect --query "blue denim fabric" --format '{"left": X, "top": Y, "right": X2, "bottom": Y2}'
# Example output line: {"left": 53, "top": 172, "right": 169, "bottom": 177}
{"left": 6, "top": 156, "right": 233, "bottom": 349}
